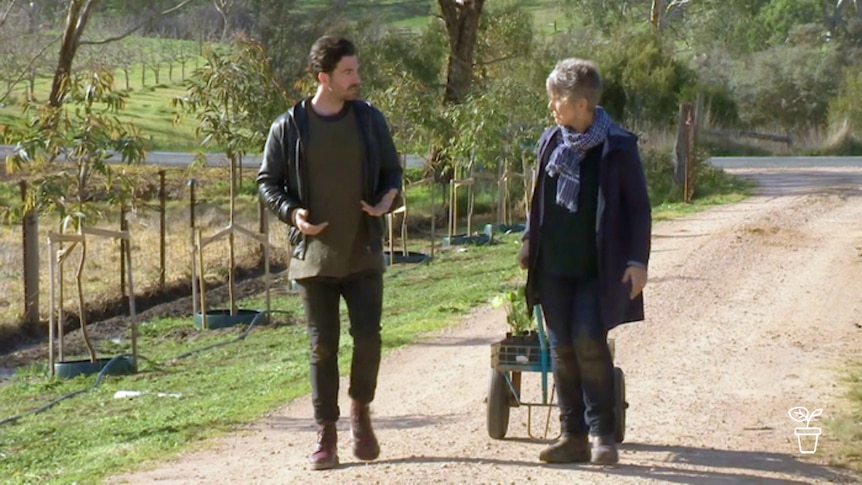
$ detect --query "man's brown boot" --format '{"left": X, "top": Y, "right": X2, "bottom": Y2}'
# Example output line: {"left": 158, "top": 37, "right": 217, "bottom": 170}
{"left": 538, "top": 433, "right": 590, "bottom": 463}
{"left": 350, "top": 400, "right": 380, "bottom": 461}
{"left": 308, "top": 422, "right": 338, "bottom": 470}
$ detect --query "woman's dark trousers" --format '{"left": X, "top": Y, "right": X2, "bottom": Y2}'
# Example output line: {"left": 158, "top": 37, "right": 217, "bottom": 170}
{"left": 538, "top": 273, "right": 615, "bottom": 437}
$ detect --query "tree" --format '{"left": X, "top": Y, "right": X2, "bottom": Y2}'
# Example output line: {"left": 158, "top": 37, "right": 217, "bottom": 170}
{"left": 3, "top": 70, "right": 147, "bottom": 361}
{"left": 174, "top": 36, "right": 286, "bottom": 165}
{"left": 828, "top": 66, "right": 862, "bottom": 135}
{"left": 755, "top": 0, "right": 824, "bottom": 46}
{"left": 1, "top": 0, "right": 195, "bottom": 348}
{"left": 173, "top": 36, "right": 286, "bottom": 313}
{"left": 438, "top": 0, "right": 485, "bottom": 103}
{"left": 0, "top": 0, "right": 15, "bottom": 30}
{"left": 212, "top": 0, "right": 235, "bottom": 41}
{"left": 730, "top": 43, "right": 843, "bottom": 132}
{"left": 563, "top": 0, "right": 649, "bottom": 34}
{"left": 48, "top": 0, "right": 197, "bottom": 107}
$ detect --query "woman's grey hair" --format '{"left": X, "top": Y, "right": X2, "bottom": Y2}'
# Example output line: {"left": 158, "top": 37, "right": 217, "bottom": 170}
{"left": 546, "top": 58, "right": 603, "bottom": 111}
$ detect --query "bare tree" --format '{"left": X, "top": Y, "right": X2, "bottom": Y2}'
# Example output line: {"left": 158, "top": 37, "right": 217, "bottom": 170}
{"left": 0, "top": 2, "right": 59, "bottom": 104}
{"left": 213, "top": 0, "right": 235, "bottom": 41}
{"left": 651, "top": 0, "right": 690, "bottom": 32}
{"left": 48, "top": 0, "right": 197, "bottom": 107}
{"left": 438, "top": 0, "right": 486, "bottom": 104}
{"left": 0, "top": 0, "right": 17, "bottom": 30}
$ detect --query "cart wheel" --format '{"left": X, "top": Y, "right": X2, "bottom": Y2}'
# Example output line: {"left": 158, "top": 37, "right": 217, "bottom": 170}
{"left": 613, "top": 367, "right": 626, "bottom": 443}
{"left": 487, "top": 370, "right": 510, "bottom": 439}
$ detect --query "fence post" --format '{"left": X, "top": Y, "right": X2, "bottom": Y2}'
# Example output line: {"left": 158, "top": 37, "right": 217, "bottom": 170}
{"left": 694, "top": 92, "right": 705, "bottom": 148}
{"left": 188, "top": 179, "right": 198, "bottom": 316}
{"left": 672, "top": 103, "right": 690, "bottom": 187}
{"left": 684, "top": 104, "right": 696, "bottom": 203}
{"left": 120, "top": 205, "right": 128, "bottom": 301}
{"left": 430, "top": 182, "right": 436, "bottom": 259}
{"left": 159, "top": 170, "right": 166, "bottom": 289}
{"left": 258, "top": 194, "right": 267, "bottom": 264}
{"left": 20, "top": 181, "right": 39, "bottom": 327}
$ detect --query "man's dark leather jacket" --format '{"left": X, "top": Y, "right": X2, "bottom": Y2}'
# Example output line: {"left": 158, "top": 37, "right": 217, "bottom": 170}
{"left": 257, "top": 98, "right": 403, "bottom": 260}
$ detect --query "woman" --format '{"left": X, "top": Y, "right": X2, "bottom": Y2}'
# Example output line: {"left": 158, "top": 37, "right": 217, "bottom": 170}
{"left": 517, "top": 58, "right": 651, "bottom": 465}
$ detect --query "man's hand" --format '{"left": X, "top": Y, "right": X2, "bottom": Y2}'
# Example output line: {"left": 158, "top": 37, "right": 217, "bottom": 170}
{"left": 517, "top": 240, "right": 529, "bottom": 269}
{"left": 361, "top": 189, "right": 398, "bottom": 216}
{"left": 622, "top": 265, "right": 648, "bottom": 299}
{"left": 293, "top": 208, "right": 329, "bottom": 236}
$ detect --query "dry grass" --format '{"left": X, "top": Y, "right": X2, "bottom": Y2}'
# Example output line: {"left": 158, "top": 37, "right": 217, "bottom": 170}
{"left": 0, "top": 166, "right": 293, "bottom": 332}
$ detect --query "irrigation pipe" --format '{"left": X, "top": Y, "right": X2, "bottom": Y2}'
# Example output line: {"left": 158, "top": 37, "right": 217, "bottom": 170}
{"left": 0, "top": 309, "right": 279, "bottom": 426}
{"left": 168, "top": 309, "right": 267, "bottom": 360}
{"left": 0, "top": 353, "right": 132, "bottom": 426}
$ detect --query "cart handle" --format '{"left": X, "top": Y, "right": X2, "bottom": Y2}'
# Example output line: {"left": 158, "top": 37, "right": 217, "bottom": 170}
{"left": 534, "top": 304, "right": 551, "bottom": 403}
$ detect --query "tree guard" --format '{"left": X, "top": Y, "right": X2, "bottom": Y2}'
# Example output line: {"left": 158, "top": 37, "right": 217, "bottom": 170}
{"left": 193, "top": 156, "right": 271, "bottom": 330}
{"left": 47, "top": 221, "right": 137, "bottom": 377}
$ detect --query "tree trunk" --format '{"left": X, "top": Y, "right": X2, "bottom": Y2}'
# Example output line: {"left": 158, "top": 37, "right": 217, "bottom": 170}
{"left": 438, "top": 0, "right": 485, "bottom": 104}
{"left": 651, "top": 0, "right": 665, "bottom": 31}
{"left": 49, "top": 0, "right": 99, "bottom": 108}
{"left": 214, "top": 0, "right": 234, "bottom": 42}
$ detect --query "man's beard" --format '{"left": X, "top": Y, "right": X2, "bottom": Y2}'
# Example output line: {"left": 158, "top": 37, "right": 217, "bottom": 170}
{"left": 343, "top": 84, "right": 361, "bottom": 100}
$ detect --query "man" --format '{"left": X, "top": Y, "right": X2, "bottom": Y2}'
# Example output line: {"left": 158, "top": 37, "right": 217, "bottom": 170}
{"left": 517, "top": 58, "right": 651, "bottom": 465}
{"left": 257, "top": 35, "right": 402, "bottom": 471}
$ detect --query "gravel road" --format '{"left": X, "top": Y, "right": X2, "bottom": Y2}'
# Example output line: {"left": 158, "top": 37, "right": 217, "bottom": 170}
{"left": 108, "top": 163, "right": 862, "bottom": 485}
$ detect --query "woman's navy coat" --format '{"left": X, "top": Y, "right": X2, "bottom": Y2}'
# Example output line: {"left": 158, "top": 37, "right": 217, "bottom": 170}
{"left": 524, "top": 123, "right": 652, "bottom": 330}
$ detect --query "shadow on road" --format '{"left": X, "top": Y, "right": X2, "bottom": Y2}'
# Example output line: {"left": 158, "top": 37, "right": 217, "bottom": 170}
{"left": 358, "top": 443, "right": 853, "bottom": 484}
{"left": 263, "top": 413, "right": 463, "bottom": 432}
{"left": 616, "top": 442, "right": 853, "bottom": 484}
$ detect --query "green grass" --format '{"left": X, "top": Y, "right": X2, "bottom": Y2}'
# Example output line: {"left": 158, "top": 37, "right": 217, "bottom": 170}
{"left": 651, "top": 193, "right": 749, "bottom": 221}
{"left": 825, "top": 362, "right": 862, "bottom": 473}
{"left": 0, "top": 234, "right": 524, "bottom": 484}
{"left": 119, "top": 84, "right": 201, "bottom": 151}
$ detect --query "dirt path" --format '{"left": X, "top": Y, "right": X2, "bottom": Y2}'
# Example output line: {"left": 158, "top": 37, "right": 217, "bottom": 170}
{"left": 109, "top": 167, "right": 862, "bottom": 485}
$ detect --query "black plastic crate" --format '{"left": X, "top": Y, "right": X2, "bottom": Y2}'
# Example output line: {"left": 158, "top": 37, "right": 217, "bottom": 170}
{"left": 491, "top": 333, "right": 543, "bottom": 369}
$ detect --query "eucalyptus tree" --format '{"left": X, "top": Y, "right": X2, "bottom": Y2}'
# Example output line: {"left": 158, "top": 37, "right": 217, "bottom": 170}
{"left": 3, "top": 70, "right": 147, "bottom": 361}
{"left": 438, "top": 0, "right": 486, "bottom": 104}
{"left": 172, "top": 36, "right": 286, "bottom": 313}
{"left": 173, "top": 36, "right": 286, "bottom": 167}
{"left": 2, "top": 0, "right": 198, "bottom": 341}
{"left": 212, "top": 0, "right": 236, "bottom": 41}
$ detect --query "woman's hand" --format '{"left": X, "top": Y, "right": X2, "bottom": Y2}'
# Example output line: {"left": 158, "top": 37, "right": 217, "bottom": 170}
{"left": 622, "top": 265, "right": 648, "bottom": 299}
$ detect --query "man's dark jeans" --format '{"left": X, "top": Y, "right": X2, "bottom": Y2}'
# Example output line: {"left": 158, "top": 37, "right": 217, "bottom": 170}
{"left": 538, "top": 273, "right": 615, "bottom": 437}
{"left": 296, "top": 270, "right": 383, "bottom": 424}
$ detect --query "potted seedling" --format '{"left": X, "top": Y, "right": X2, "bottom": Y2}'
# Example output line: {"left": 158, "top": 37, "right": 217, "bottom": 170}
{"left": 788, "top": 406, "right": 823, "bottom": 454}
{"left": 491, "top": 285, "right": 533, "bottom": 340}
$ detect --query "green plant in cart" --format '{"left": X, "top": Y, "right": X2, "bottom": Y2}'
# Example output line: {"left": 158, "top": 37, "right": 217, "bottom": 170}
{"left": 491, "top": 285, "right": 532, "bottom": 336}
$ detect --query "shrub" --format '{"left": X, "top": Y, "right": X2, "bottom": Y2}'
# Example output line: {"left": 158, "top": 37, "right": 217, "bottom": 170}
{"left": 729, "top": 44, "right": 843, "bottom": 132}
{"left": 828, "top": 67, "right": 862, "bottom": 138}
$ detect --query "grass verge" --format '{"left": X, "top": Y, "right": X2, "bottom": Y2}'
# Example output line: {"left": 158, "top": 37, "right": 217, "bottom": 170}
{"left": 0, "top": 234, "right": 523, "bottom": 484}
{"left": 823, "top": 364, "right": 862, "bottom": 472}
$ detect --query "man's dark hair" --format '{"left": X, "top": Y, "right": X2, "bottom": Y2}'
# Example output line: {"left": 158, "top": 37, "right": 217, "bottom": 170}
{"left": 308, "top": 36, "right": 357, "bottom": 76}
